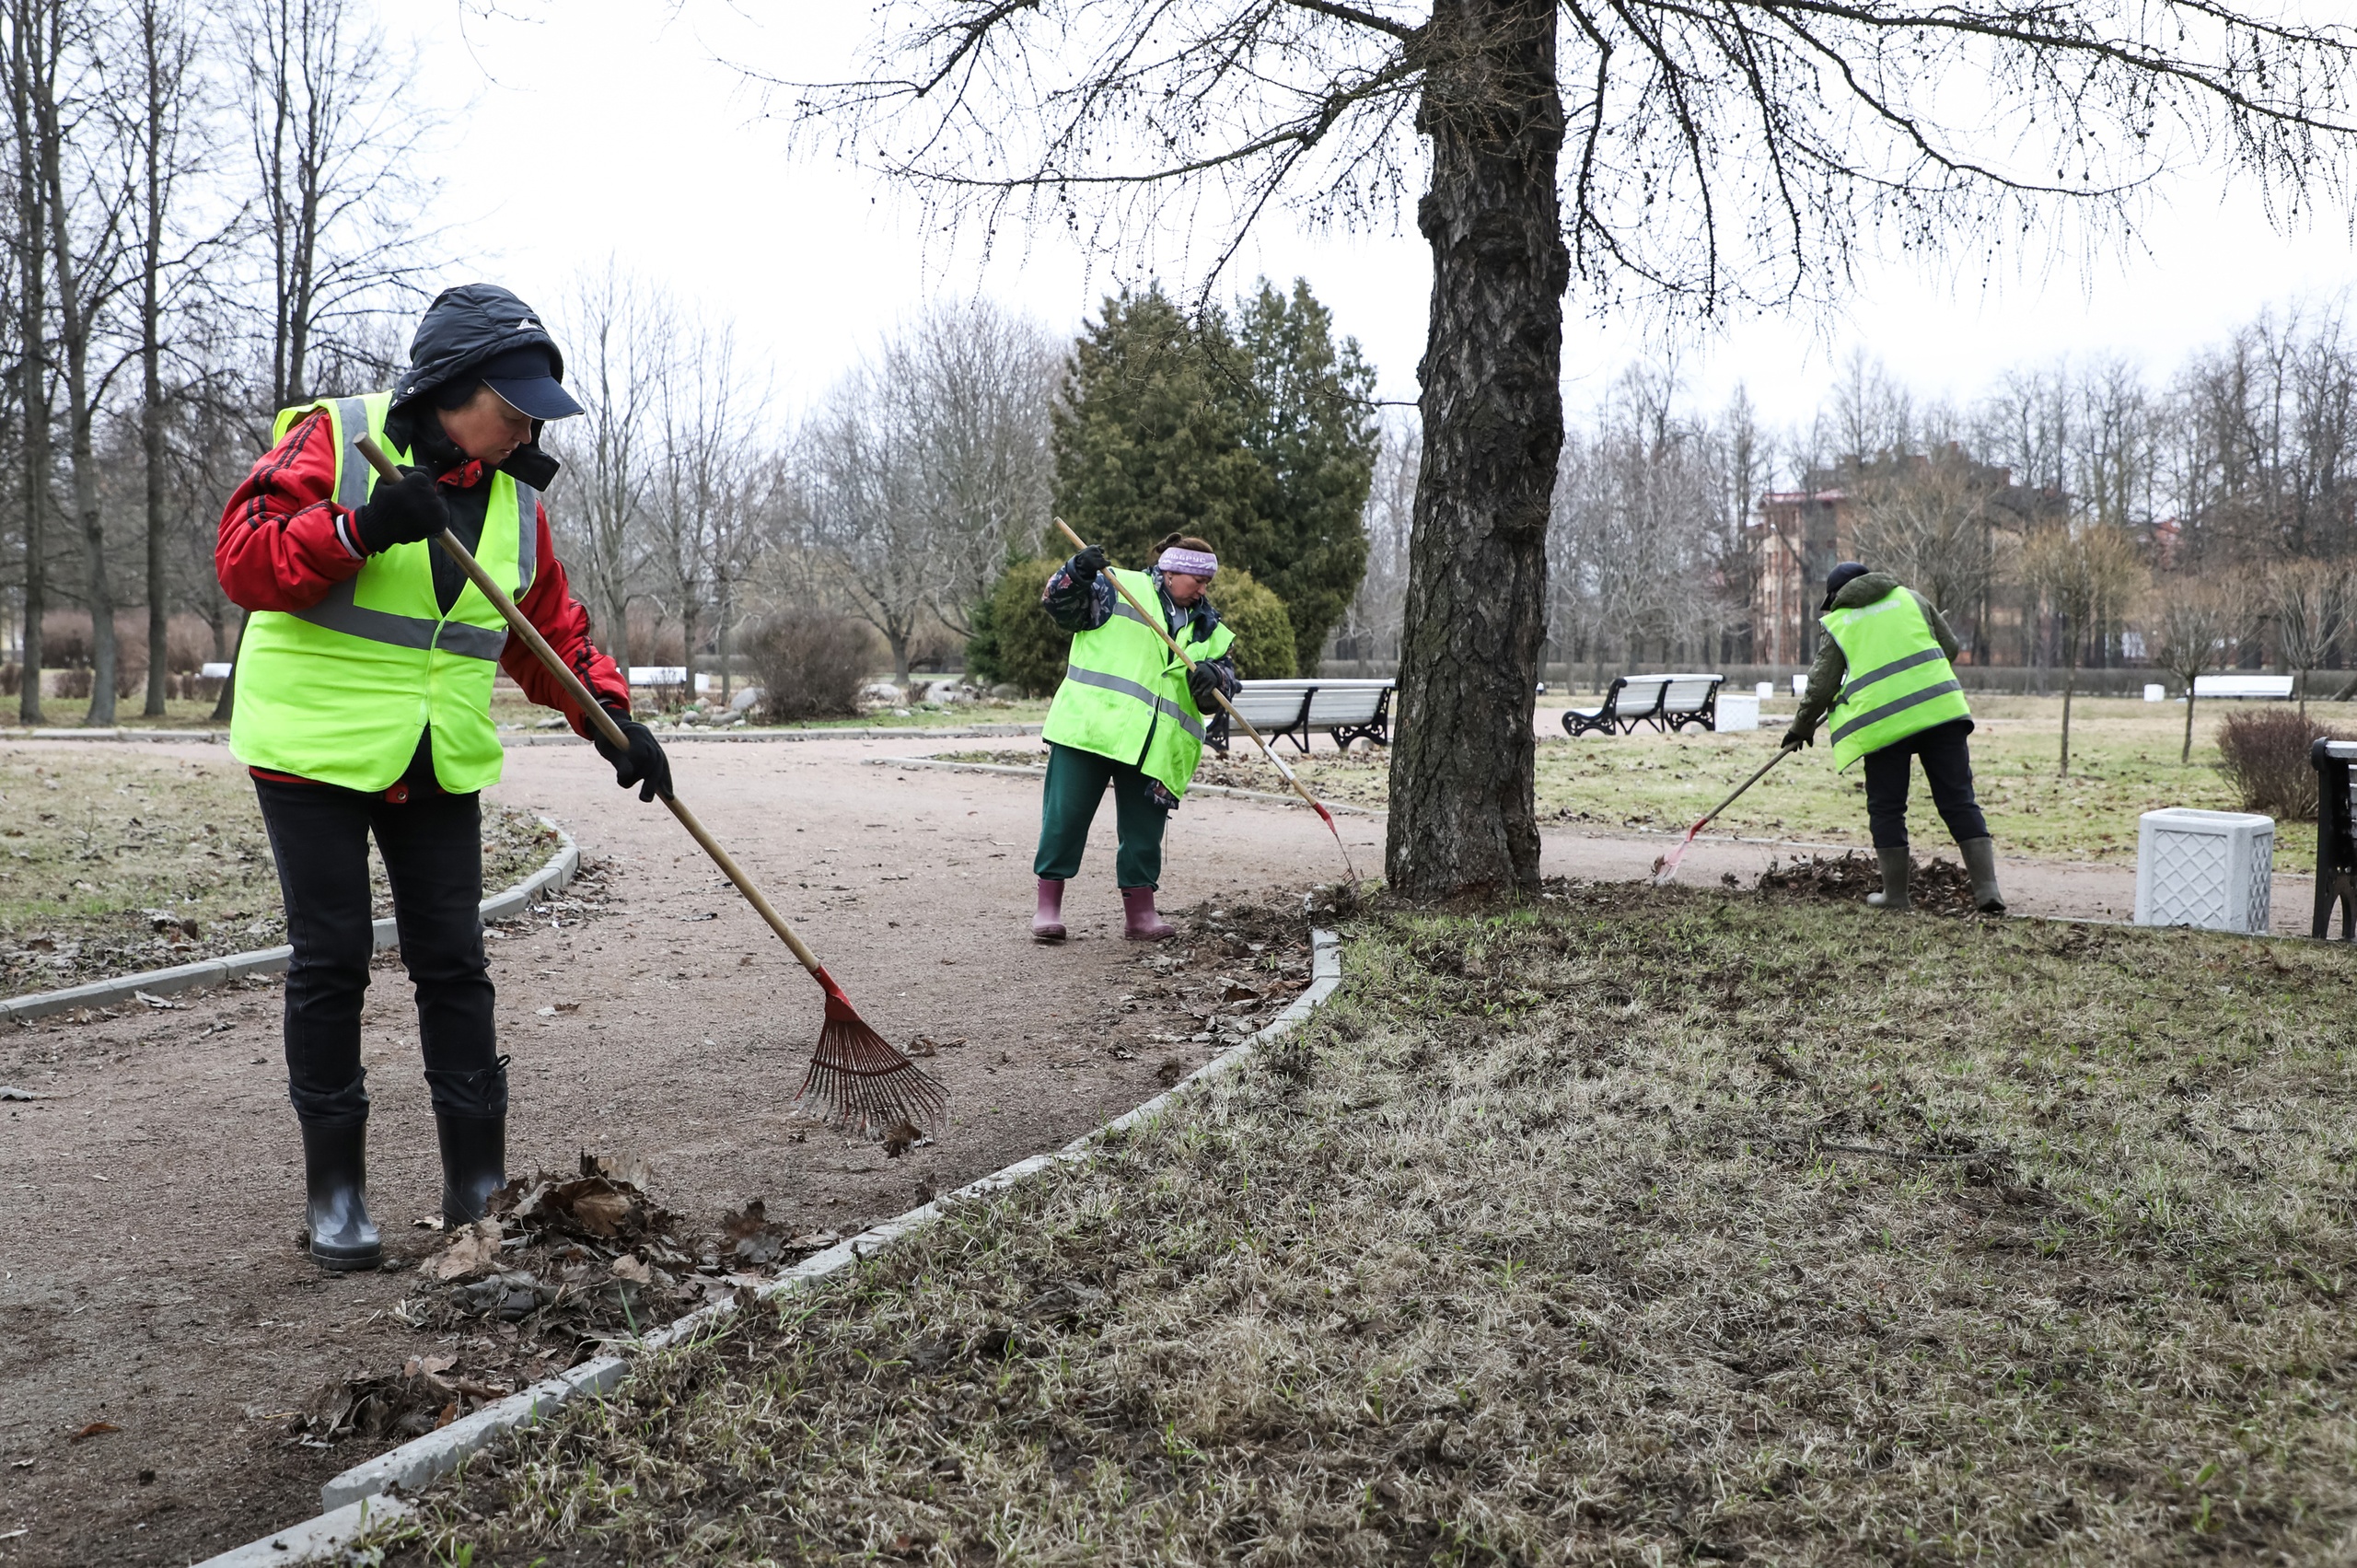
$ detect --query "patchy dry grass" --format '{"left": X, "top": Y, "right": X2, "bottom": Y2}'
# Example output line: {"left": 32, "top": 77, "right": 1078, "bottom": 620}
{"left": 384, "top": 889, "right": 2357, "bottom": 1565}
{"left": 0, "top": 749, "right": 557, "bottom": 994}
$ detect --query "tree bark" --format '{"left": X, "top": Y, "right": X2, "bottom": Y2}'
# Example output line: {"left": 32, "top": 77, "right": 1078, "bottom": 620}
{"left": 1386, "top": 0, "right": 1565, "bottom": 900}
{"left": 138, "top": 0, "right": 173, "bottom": 718}
{"left": 8, "top": 0, "right": 51, "bottom": 725}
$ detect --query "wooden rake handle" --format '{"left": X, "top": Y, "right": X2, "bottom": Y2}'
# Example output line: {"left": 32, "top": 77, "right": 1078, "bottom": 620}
{"left": 352, "top": 434, "right": 827, "bottom": 981}
{"left": 1052, "top": 519, "right": 1285, "bottom": 772}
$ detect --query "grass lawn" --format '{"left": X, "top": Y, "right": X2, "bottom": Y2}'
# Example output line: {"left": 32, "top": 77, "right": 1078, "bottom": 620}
{"left": 0, "top": 749, "right": 559, "bottom": 995}
{"left": 7, "top": 694, "right": 226, "bottom": 728}
{"left": 1535, "top": 695, "right": 2300, "bottom": 865}
{"left": 939, "top": 696, "right": 2297, "bottom": 865}
{"left": 383, "top": 888, "right": 2357, "bottom": 1564}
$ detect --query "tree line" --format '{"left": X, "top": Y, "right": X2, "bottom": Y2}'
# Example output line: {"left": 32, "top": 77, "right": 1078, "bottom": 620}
{"left": 1336, "top": 299, "right": 2357, "bottom": 711}
{"left": 2, "top": 0, "right": 443, "bottom": 726}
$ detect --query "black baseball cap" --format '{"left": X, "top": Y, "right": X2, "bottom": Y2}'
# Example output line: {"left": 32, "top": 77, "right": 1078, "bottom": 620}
{"left": 1821, "top": 561, "right": 1870, "bottom": 612}
{"left": 470, "top": 344, "right": 583, "bottom": 421}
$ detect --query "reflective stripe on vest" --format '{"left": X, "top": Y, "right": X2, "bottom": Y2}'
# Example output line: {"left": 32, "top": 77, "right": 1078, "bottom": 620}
{"left": 1821, "top": 589, "right": 1972, "bottom": 771}
{"left": 228, "top": 391, "right": 530, "bottom": 795}
{"left": 1040, "top": 568, "right": 1235, "bottom": 798}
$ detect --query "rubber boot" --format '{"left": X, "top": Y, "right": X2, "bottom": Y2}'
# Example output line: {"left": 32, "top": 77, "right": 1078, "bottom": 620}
{"left": 299, "top": 1120, "right": 381, "bottom": 1272}
{"left": 1032, "top": 877, "right": 1067, "bottom": 944}
{"left": 1959, "top": 836, "right": 2006, "bottom": 914}
{"left": 1864, "top": 846, "right": 1911, "bottom": 912}
{"left": 435, "top": 1112, "right": 507, "bottom": 1225}
{"left": 1121, "top": 886, "right": 1176, "bottom": 942}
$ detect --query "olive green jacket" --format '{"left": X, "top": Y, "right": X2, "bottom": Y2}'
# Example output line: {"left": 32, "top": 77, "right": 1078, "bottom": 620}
{"left": 1785, "top": 573, "right": 1964, "bottom": 743}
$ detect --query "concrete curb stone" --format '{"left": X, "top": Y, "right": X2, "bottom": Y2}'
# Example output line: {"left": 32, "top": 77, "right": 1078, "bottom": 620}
{"left": 182, "top": 1495, "right": 415, "bottom": 1567}
{"left": 0, "top": 821, "right": 579, "bottom": 1025}
{"left": 0, "top": 724, "right": 1045, "bottom": 746}
{"left": 192, "top": 926, "right": 1346, "bottom": 1563}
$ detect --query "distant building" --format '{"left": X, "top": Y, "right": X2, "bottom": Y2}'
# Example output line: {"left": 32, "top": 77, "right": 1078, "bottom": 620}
{"left": 1747, "top": 446, "right": 2067, "bottom": 666}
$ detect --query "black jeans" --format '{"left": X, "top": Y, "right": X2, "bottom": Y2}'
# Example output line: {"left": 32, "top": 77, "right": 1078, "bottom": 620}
{"left": 1862, "top": 717, "right": 1990, "bottom": 850}
{"left": 253, "top": 776, "right": 504, "bottom": 1126}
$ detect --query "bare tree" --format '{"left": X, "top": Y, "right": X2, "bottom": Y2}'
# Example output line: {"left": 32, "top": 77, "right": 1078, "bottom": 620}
{"left": 2147, "top": 575, "right": 2250, "bottom": 764}
{"left": 2, "top": 0, "right": 58, "bottom": 724}
{"left": 116, "top": 0, "right": 206, "bottom": 716}
{"left": 648, "top": 317, "right": 745, "bottom": 698}
{"left": 235, "top": 0, "right": 439, "bottom": 413}
{"left": 547, "top": 265, "right": 670, "bottom": 679}
{"left": 1850, "top": 450, "right": 1997, "bottom": 637}
{"left": 786, "top": 1, "right": 2357, "bottom": 902}
{"left": 2264, "top": 556, "right": 2351, "bottom": 714}
{"left": 2022, "top": 520, "right": 2147, "bottom": 776}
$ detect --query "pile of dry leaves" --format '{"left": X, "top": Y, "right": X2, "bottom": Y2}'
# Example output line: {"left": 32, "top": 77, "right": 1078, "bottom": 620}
{"left": 1755, "top": 851, "right": 1981, "bottom": 915}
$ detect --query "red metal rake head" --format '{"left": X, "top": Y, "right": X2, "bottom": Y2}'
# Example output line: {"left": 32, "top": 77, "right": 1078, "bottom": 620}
{"left": 794, "top": 970, "right": 947, "bottom": 1136}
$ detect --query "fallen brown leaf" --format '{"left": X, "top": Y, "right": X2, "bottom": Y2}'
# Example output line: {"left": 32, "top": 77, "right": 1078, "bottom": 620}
{"left": 429, "top": 1218, "right": 503, "bottom": 1281}
{"left": 65, "top": 1422, "right": 120, "bottom": 1445}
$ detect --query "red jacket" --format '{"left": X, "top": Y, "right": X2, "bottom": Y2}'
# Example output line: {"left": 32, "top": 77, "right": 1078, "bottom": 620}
{"left": 216, "top": 410, "right": 630, "bottom": 739}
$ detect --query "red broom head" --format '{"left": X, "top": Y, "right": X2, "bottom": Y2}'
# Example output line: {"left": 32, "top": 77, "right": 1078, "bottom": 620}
{"left": 795, "top": 968, "right": 947, "bottom": 1136}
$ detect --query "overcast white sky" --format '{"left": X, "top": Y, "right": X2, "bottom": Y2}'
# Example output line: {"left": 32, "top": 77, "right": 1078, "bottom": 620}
{"left": 404, "top": 2, "right": 2357, "bottom": 442}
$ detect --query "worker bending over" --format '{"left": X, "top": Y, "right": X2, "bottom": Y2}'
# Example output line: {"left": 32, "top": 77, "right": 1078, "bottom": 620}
{"left": 1782, "top": 561, "right": 2005, "bottom": 914}
{"left": 217, "top": 283, "right": 673, "bottom": 1272}
{"left": 1031, "top": 533, "right": 1239, "bottom": 942}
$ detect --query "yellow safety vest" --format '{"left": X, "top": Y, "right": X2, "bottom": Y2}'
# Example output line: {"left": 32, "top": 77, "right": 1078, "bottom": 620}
{"left": 1821, "top": 588, "right": 1971, "bottom": 771}
{"left": 1040, "top": 568, "right": 1236, "bottom": 797}
{"left": 229, "top": 392, "right": 535, "bottom": 793}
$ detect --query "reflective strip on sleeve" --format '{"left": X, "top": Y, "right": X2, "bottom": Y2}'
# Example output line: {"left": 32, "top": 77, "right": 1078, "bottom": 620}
{"left": 1061, "top": 664, "right": 1206, "bottom": 742}
{"left": 513, "top": 480, "right": 538, "bottom": 592}
{"left": 1829, "top": 679, "right": 1965, "bottom": 746}
{"left": 336, "top": 397, "right": 372, "bottom": 510}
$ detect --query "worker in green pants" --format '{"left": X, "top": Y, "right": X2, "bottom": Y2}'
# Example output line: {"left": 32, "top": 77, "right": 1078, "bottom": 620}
{"left": 1030, "top": 532, "right": 1239, "bottom": 941}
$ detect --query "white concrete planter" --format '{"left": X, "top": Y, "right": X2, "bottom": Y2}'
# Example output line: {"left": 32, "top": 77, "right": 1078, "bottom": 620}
{"left": 2134, "top": 808, "right": 2274, "bottom": 934}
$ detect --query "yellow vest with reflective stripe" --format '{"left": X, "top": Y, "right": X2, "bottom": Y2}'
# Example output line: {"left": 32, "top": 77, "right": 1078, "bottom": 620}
{"left": 1041, "top": 568, "right": 1237, "bottom": 797}
{"left": 228, "top": 392, "right": 537, "bottom": 793}
{"left": 1821, "top": 588, "right": 1971, "bottom": 771}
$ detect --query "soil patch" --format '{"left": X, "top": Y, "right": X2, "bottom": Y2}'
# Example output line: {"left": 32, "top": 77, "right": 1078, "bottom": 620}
{"left": 382, "top": 887, "right": 2357, "bottom": 1565}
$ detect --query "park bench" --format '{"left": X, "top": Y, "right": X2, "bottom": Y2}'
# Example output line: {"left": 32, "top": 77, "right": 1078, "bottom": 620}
{"left": 1208, "top": 679, "right": 1395, "bottom": 754}
{"left": 2193, "top": 674, "right": 2295, "bottom": 700}
{"left": 2312, "top": 738, "right": 2357, "bottom": 939}
{"left": 1561, "top": 672, "right": 1724, "bottom": 737}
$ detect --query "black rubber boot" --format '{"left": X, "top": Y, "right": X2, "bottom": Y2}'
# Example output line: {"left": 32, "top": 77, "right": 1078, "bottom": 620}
{"left": 1959, "top": 836, "right": 2006, "bottom": 914}
{"left": 435, "top": 1112, "right": 507, "bottom": 1225}
{"left": 1865, "top": 846, "right": 1912, "bottom": 912}
{"left": 299, "top": 1120, "right": 382, "bottom": 1272}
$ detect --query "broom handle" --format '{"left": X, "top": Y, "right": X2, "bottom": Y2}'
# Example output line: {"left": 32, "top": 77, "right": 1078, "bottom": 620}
{"left": 353, "top": 434, "right": 826, "bottom": 979}
{"left": 1051, "top": 518, "right": 1327, "bottom": 809}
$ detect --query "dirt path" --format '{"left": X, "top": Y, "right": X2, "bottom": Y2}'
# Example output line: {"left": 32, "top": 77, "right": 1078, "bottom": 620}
{"left": 0, "top": 729, "right": 2325, "bottom": 1565}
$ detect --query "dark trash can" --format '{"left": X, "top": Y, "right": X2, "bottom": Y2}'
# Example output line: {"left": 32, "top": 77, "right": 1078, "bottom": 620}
{"left": 2311, "top": 738, "right": 2357, "bottom": 939}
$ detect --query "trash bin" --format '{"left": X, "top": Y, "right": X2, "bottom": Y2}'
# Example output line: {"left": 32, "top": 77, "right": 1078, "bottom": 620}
{"left": 2133, "top": 807, "right": 2275, "bottom": 935}
{"left": 2312, "top": 738, "right": 2357, "bottom": 939}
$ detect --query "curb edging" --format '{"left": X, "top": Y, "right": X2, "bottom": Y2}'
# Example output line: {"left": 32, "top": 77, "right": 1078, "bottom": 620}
{"left": 865, "top": 755, "right": 1383, "bottom": 816}
{"left": 1, "top": 821, "right": 580, "bottom": 1026}
{"left": 194, "top": 926, "right": 1347, "bottom": 1564}
{"left": 0, "top": 724, "right": 1043, "bottom": 746}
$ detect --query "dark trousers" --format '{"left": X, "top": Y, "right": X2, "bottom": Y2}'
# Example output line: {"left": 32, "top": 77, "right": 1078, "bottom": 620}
{"left": 253, "top": 776, "right": 504, "bottom": 1126}
{"left": 1033, "top": 742, "right": 1169, "bottom": 889}
{"left": 1862, "top": 718, "right": 1990, "bottom": 850}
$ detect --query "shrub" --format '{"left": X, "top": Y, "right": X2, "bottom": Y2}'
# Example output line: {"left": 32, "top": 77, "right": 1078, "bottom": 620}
{"left": 2216, "top": 708, "right": 2355, "bottom": 819}
{"left": 973, "top": 557, "right": 1071, "bottom": 696}
{"left": 1209, "top": 567, "right": 1295, "bottom": 679}
{"left": 743, "top": 610, "right": 878, "bottom": 723}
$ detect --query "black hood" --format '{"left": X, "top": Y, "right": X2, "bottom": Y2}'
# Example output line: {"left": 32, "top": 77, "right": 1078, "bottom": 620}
{"left": 392, "top": 284, "right": 565, "bottom": 411}
{"left": 391, "top": 284, "right": 565, "bottom": 489}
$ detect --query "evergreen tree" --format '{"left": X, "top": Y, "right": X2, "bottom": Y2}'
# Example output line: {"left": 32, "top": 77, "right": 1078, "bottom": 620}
{"left": 1229, "top": 279, "right": 1377, "bottom": 672}
{"left": 1051, "top": 280, "right": 1376, "bottom": 672}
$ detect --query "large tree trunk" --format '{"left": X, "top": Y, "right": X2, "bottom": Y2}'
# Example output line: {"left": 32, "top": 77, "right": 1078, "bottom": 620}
{"left": 1386, "top": 0, "right": 1565, "bottom": 900}
{"left": 10, "top": 0, "right": 50, "bottom": 726}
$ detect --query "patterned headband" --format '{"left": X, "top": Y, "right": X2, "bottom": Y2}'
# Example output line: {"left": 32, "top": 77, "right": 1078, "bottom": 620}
{"left": 1156, "top": 547, "right": 1218, "bottom": 578}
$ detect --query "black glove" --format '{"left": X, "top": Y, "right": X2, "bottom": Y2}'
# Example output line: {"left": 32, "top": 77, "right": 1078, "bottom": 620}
{"left": 1781, "top": 724, "right": 1815, "bottom": 750}
{"left": 592, "top": 705, "right": 673, "bottom": 801}
{"left": 1187, "top": 663, "right": 1226, "bottom": 713}
{"left": 1068, "top": 544, "right": 1108, "bottom": 581}
{"left": 354, "top": 467, "right": 449, "bottom": 554}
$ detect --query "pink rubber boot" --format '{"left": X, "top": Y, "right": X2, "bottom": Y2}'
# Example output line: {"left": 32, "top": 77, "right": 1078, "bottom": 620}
{"left": 1121, "top": 886, "right": 1175, "bottom": 942}
{"left": 1032, "top": 877, "right": 1067, "bottom": 943}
